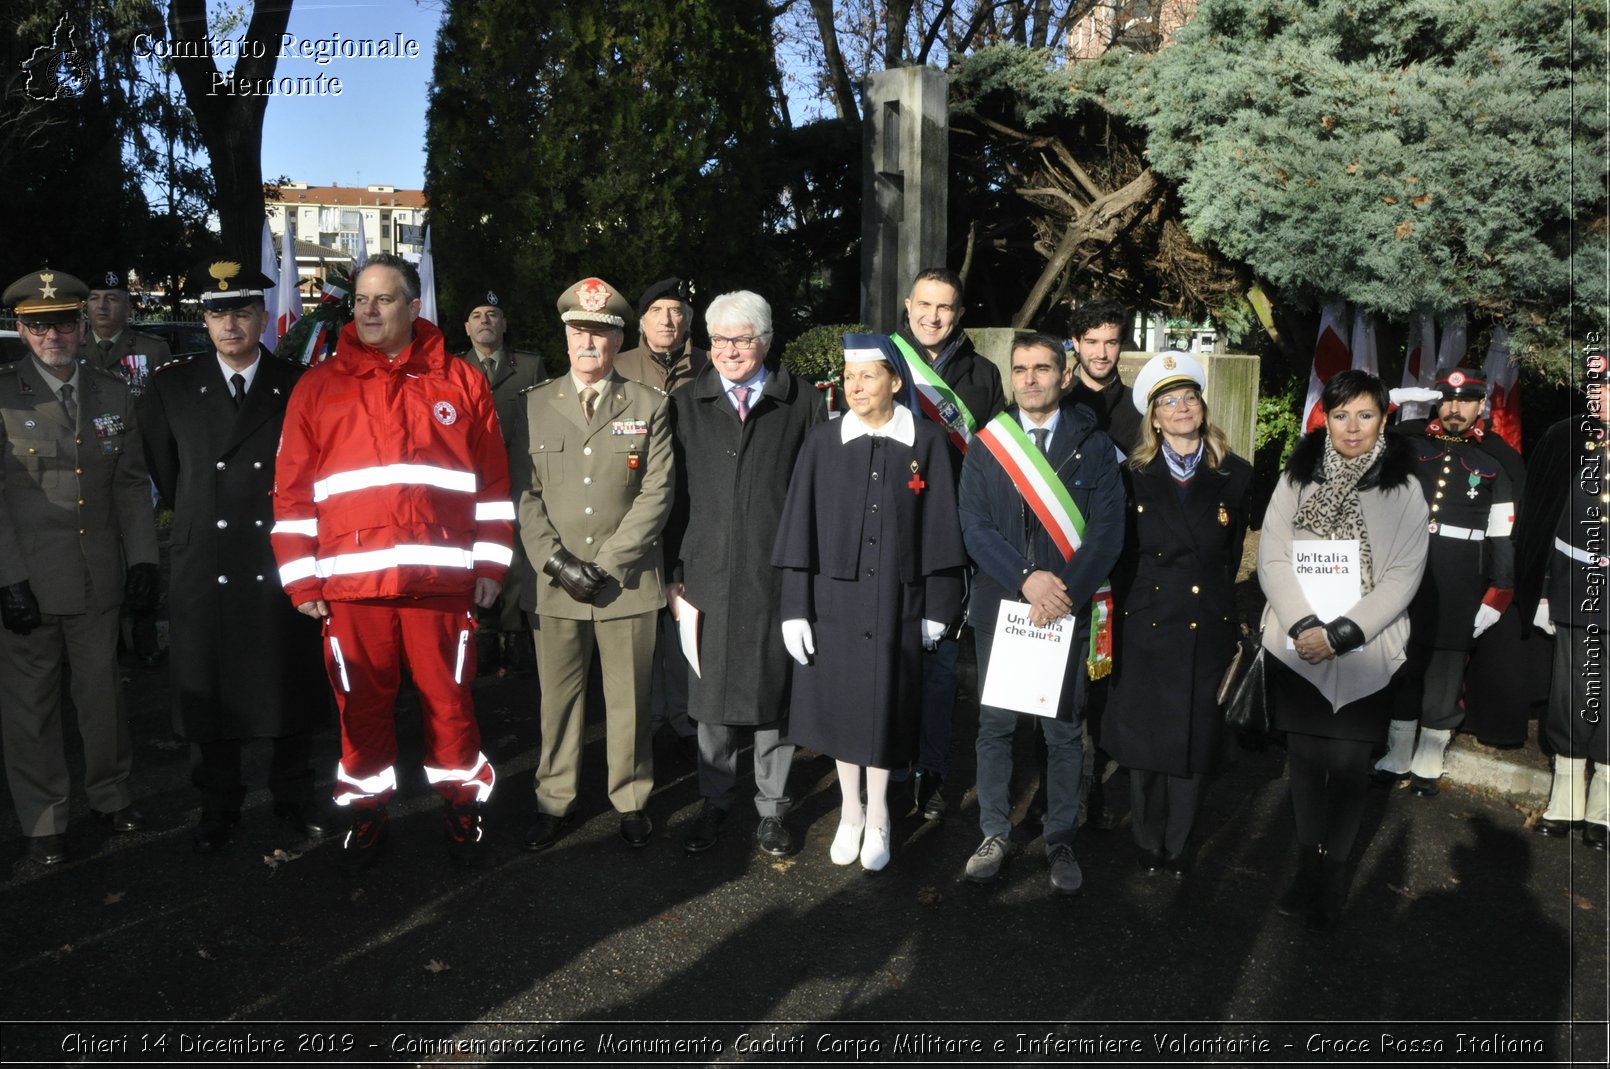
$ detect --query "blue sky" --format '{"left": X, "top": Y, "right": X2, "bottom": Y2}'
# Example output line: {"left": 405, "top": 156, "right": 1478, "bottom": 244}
{"left": 258, "top": 0, "right": 443, "bottom": 190}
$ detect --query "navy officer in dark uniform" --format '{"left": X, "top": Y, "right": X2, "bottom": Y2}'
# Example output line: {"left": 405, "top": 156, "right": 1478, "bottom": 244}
{"left": 1374, "top": 367, "right": 1516, "bottom": 795}
{"left": 142, "top": 259, "right": 331, "bottom": 852}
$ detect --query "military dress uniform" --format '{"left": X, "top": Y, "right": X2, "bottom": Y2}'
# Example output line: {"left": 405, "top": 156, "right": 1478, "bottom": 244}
{"left": 1516, "top": 405, "right": 1610, "bottom": 847}
{"left": 81, "top": 326, "right": 173, "bottom": 399}
{"left": 516, "top": 368, "right": 674, "bottom": 831}
{"left": 456, "top": 341, "right": 548, "bottom": 649}
{"left": 1376, "top": 374, "right": 1516, "bottom": 795}
{"left": 145, "top": 260, "right": 333, "bottom": 850}
{"left": 0, "top": 271, "right": 160, "bottom": 857}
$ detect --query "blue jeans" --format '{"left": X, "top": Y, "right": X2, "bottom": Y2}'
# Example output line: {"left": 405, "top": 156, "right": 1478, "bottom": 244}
{"left": 972, "top": 623, "right": 1085, "bottom": 847}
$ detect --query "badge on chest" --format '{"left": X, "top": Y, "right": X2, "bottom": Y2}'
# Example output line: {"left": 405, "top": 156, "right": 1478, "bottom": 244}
{"left": 611, "top": 419, "right": 648, "bottom": 436}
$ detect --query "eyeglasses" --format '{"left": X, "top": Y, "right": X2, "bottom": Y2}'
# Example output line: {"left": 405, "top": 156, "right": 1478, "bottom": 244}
{"left": 20, "top": 321, "right": 80, "bottom": 337}
{"left": 1156, "top": 392, "right": 1202, "bottom": 410}
{"left": 709, "top": 334, "right": 767, "bottom": 350}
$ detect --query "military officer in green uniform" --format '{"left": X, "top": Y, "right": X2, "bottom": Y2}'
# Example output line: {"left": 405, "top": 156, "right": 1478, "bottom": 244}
{"left": 80, "top": 268, "right": 173, "bottom": 394}
{"left": 457, "top": 287, "right": 549, "bottom": 675}
{"left": 0, "top": 270, "right": 161, "bottom": 864}
{"left": 81, "top": 267, "right": 171, "bottom": 667}
{"left": 516, "top": 277, "right": 674, "bottom": 852}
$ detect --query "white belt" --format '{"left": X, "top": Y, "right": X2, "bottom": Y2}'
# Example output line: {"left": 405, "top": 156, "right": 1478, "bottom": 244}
{"left": 1556, "top": 536, "right": 1609, "bottom": 566}
{"left": 1429, "top": 522, "right": 1482, "bottom": 541}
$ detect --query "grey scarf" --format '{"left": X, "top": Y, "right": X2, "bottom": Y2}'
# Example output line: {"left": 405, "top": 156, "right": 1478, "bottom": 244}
{"left": 1291, "top": 435, "right": 1385, "bottom": 593}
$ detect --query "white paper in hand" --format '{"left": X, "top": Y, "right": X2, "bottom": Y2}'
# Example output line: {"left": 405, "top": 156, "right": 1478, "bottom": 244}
{"left": 980, "top": 602, "right": 1074, "bottom": 717}
{"left": 674, "top": 593, "right": 701, "bottom": 678}
{"left": 1288, "top": 538, "right": 1362, "bottom": 648}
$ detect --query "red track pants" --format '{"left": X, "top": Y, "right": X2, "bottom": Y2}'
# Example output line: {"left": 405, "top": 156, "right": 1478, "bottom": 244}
{"left": 322, "top": 598, "right": 494, "bottom": 808}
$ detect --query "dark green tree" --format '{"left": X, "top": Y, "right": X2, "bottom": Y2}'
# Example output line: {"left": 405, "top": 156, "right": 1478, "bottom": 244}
{"left": 424, "top": 0, "right": 774, "bottom": 349}
{"left": 1085, "top": 0, "right": 1605, "bottom": 373}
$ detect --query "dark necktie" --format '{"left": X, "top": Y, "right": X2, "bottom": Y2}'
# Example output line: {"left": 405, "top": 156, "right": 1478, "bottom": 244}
{"left": 1029, "top": 427, "right": 1049, "bottom": 454}
{"left": 231, "top": 373, "right": 246, "bottom": 409}
{"left": 97, "top": 340, "right": 112, "bottom": 365}
{"left": 580, "top": 386, "right": 597, "bottom": 422}
{"left": 481, "top": 357, "right": 496, "bottom": 383}
{"left": 733, "top": 385, "right": 751, "bottom": 422}
{"left": 59, "top": 383, "right": 76, "bottom": 426}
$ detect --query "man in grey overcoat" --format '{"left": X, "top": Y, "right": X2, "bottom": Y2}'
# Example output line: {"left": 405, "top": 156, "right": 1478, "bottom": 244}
{"left": 665, "top": 291, "right": 826, "bottom": 856}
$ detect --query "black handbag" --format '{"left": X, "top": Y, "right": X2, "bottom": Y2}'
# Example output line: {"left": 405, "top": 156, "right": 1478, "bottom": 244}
{"left": 1222, "top": 642, "right": 1268, "bottom": 736}
{"left": 1216, "top": 623, "right": 1258, "bottom": 706}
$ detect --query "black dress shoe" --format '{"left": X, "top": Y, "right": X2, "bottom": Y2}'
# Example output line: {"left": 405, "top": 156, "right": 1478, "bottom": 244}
{"left": 755, "top": 816, "right": 795, "bottom": 856}
{"left": 1584, "top": 823, "right": 1608, "bottom": 851}
{"left": 27, "top": 833, "right": 66, "bottom": 865}
{"left": 274, "top": 801, "right": 331, "bottom": 841}
{"left": 93, "top": 806, "right": 146, "bottom": 833}
{"left": 192, "top": 811, "right": 240, "bottom": 854}
{"left": 1369, "top": 767, "right": 1409, "bottom": 786}
{"left": 1534, "top": 816, "right": 1579, "bottom": 837}
{"left": 682, "top": 804, "right": 725, "bottom": 855}
{"left": 1137, "top": 847, "right": 1165, "bottom": 873}
{"left": 1409, "top": 775, "right": 1441, "bottom": 797}
{"left": 1162, "top": 853, "right": 1189, "bottom": 878}
{"left": 523, "top": 812, "right": 568, "bottom": 853}
{"left": 619, "top": 810, "right": 653, "bottom": 848}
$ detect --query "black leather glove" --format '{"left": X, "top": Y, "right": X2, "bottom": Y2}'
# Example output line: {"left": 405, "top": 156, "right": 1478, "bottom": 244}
{"left": 124, "top": 562, "right": 161, "bottom": 612}
{"left": 1288, "top": 614, "right": 1323, "bottom": 639}
{"left": 1324, "top": 616, "right": 1366, "bottom": 654}
{"left": 1, "top": 581, "right": 42, "bottom": 635}
{"left": 544, "top": 550, "right": 607, "bottom": 603}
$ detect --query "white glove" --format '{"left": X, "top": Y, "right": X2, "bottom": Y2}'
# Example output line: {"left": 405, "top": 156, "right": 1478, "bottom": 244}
{"left": 921, "top": 618, "right": 945, "bottom": 651}
{"left": 1472, "top": 604, "right": 1501, "bottom": 639}
{"left": 781, "top": 618, "right": 815, "bottom": 666}
{"left": 1388, "top": 386, "right": 1442, "bottom": 406}
{"left": 1533, "top": 599, "right": 1556, "bottom": 636}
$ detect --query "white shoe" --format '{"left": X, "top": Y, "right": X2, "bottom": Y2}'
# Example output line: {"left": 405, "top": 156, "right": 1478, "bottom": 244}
{"left": 859, "top": 816, "right": 891, "bottom": 872}
{"left": 829, "top": 813, "right": 864, "bottom": 866}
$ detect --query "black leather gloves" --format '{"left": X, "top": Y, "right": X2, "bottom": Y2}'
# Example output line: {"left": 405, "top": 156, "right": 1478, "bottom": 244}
{"left": 1288, "top": 614, "right": 1323, "bottom": 639}
{"left": 1324, "top": 616, "right": 1365, "bottom": 654}
{"left": 0, "top": 581, "right": 42, "bottom": 635}
{"left": 543, "top": 550, "right": 610, "bottom": 604}
{"left": 124, "top": 562, "right": 161, "bottom": 612}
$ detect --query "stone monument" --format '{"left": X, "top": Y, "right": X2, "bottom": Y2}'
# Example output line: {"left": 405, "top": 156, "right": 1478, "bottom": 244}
{"left": 860, "top": 66, "right": 948, "bottom": 330}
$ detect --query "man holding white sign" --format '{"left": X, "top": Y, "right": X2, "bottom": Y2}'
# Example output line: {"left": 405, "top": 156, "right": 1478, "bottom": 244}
{"left": 957, "top": 333, "right": 1123, "bottom": 893}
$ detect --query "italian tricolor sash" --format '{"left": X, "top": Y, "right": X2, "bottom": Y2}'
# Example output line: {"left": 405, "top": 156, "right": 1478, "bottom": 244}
{"left": 974, "top": 412, "right": 1114, "bottom": 679}
{"left": 891, "top": 334, "right": 977, "bottom": 453}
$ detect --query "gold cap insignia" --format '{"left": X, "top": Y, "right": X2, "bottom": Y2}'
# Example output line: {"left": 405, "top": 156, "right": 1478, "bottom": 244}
{"left": 209, "top": 261, "right": 243, "bottom": 291}
{"left": 576, "top": 278, "right": 611, "bottom": 312}
{"left": 38, "top": 273, "right": 56, "bottom": 300}
{"left": 1162, "top": 355, "right": 1176, "bottom": 370}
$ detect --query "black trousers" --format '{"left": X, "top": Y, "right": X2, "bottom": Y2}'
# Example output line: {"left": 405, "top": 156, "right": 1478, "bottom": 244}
{"left": 1545, "top": 624, "right": 1609, "bottom": 762}
{"left": 1286, "top": 733, "right": 1374, "bottom": 862}
{"left": 192, "top": 732, "right": 315, "bottom": 814}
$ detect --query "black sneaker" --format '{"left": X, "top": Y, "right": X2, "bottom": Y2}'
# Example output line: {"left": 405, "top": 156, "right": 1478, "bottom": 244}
{"left": 444, "top": 802, "right": 487, "bottom": 867}
{"left": 339, "top": 807, "right": 388, "bottom": 876}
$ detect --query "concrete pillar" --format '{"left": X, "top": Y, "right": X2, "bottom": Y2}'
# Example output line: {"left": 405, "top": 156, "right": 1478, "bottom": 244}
{"left": 861, "top": 66, "right": 948, "bottom": 332}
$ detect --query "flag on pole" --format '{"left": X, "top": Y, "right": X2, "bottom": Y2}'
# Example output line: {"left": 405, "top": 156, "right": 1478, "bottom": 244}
{"left": 1302, "top": 302, "right": 1352, "bottom": 432}
{"left": 352, "top": 220, "right": 368, "bottom": 270}
{"left": 417, "top": 226, "right": 437, "bottom": 325}
{"left": 273, "top": 222, "right": 301, "bottom": 344}
{"left": 299, "top": 278, "right": 349, "bottom": 366}
{"left": 1434, "top": 313, "right": 1467, "bottom": 378}
{"left": 1484, "top": 325, "right": 1522, "bottom": 452}
{"left": 1399, "top": 311, "right": 1439, "bottom": 421}
{"left": 1349, "top": 310, "right": 1379, "bottom": 378}
{"left": 258, "top": 218, "right": 279, "bottom": 350}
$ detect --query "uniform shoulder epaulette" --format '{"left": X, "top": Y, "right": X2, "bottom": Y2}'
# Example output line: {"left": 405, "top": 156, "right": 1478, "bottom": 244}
{"left": 520, "top": 378, "right": 552, "bottom": 394}
{"left": 0, "top": 361, "right": 19, "bottom": 376}
{"left": 151, "top": 355, "right": 195, "bottom": 375}
{"left": 84, "top": 360, "right": 131, "bottom": 383}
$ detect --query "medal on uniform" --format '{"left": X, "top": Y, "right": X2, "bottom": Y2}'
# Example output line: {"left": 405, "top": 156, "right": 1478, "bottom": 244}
{"left": 627, "top": 452, "right": 640, "bottom": 470}
{"left": 1218, "top": 505, "right": 1229, "bottom": 526}
{"left": 907, "top": 459, "right": 926, "bottom": 495}
{"left": 1466, "top": 472, "right": 1481, "bottom": 500}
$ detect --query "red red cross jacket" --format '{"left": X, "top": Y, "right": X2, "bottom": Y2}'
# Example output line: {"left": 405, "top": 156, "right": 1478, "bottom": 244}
{"left": 271, "top": 319, "right": 514, "bottom": 605}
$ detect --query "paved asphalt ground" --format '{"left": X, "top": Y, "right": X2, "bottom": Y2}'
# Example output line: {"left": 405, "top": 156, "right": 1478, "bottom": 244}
{"left": 1, "top": 638, "right": 1605, "bottom": 1067}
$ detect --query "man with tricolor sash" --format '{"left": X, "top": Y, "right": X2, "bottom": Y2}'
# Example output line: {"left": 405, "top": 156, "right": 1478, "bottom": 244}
{"left": 956, "top": 332, "right": 1123, "bottom": 894}
{"left": 890, "top": 268, "right": 1004, "bottom": 821}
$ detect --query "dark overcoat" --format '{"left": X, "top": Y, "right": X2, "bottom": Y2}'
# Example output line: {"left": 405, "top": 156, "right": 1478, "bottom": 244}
{"left": 665, "top": 363, "right": 826, "bottom": 726}
{"left": 772, "top": 411, "right": 966, "bottom": 767}
{"left": 1103, "top": 451, "right": 1254, "bottom": 776}
{"left": 143, "top": 351, "right": 328, "bottom": 741}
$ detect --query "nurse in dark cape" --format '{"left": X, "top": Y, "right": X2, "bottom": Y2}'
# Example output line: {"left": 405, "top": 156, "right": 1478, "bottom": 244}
{"left": 771, "top": 336, "right": 966, "bottom": 871}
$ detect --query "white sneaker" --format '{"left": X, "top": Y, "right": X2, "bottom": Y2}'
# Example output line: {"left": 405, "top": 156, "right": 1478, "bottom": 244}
{"left": 829, "top": 813, "right": 864, "bottom": 865}
{"left": 860, "top": 816, "right": 891, "bottom": 872}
